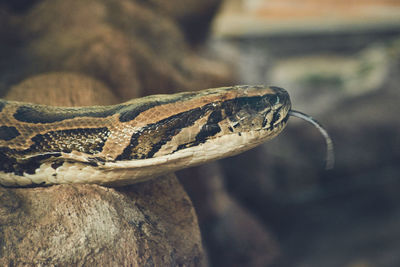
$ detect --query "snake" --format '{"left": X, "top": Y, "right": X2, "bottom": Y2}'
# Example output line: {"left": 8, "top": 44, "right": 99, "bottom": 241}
{"left": 0, "top": 85, "right": 333, "bottom": 187}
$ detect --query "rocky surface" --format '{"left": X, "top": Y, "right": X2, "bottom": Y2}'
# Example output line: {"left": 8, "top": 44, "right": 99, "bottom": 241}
{"left": 0, "top": 0, "right": 231, "bottom": 99}
{"left": 145, "top": 0, "right": 223, "bottom": 44}
{"left": 0, "top": 176, "right": 205, "bottom": 266}
{"left": 5, "top": 72, "right": 119, "bottom": 106}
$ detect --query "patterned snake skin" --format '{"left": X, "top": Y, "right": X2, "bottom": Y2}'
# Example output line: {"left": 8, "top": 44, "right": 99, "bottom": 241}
{"left": 0, "top": 85, "right": 293, "bottom": 187}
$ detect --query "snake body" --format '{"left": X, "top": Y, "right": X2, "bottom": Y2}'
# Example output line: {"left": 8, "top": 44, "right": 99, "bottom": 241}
{"left": 0, "top": 85, "right": 291, "bottom": 187}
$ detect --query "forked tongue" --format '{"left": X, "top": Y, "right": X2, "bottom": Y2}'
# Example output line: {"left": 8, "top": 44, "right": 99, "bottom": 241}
{"left": 288, "top": 110, "right": 334, "bottom": 170}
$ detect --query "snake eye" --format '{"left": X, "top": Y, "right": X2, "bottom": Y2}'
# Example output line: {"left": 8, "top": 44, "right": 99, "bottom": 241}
{"left": 269, "top": 95, "right": 280, "bottom": 105}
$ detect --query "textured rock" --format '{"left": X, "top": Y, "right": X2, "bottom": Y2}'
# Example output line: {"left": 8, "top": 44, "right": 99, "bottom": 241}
{"left": 7, "top": 0, "right": 229, "bottom": 99}
{"left": 145, "top": 0, "right": 223, "bottom": 44}
{"left": 0, "top": 0, "right": 230, "bottom": 98}
{"left": 0, "top": 176, "right": 205, "bottom": 266}
{"left": 5, "top": 72, "right": 120, "bottom": 106}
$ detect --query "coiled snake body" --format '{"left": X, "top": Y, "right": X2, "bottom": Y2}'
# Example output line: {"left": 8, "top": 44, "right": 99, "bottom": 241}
{"left": 0, "top": 85, "right": 331, "bottom": 187}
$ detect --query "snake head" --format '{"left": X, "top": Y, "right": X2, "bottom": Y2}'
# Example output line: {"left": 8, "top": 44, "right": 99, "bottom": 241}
{"left": 223, "top": 85, "right": 291, "bottom": 134}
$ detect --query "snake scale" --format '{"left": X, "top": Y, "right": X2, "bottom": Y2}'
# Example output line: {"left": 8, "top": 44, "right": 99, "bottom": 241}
{"left": 0, "top": 85, "right": 333, "bottom": 187}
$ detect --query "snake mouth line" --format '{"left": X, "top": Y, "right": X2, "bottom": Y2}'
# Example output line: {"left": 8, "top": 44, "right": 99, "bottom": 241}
{"left": 289, "top": 110, "right": 335, "bottom": 169}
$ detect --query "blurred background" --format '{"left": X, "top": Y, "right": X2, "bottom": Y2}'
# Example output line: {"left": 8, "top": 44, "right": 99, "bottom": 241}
{"left": 1, "top": 0, "right": 400, "bottom": 266}
{"left": 199, "top": 0, "right": 400, "bottom": 266}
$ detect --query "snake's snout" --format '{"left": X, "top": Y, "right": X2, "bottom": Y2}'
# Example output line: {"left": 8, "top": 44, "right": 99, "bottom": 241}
{"left": 269, "top": 86, "right": 291, "bottom": 111}
{"left": 266, "top": 86, "right": 291, "bottom": 128}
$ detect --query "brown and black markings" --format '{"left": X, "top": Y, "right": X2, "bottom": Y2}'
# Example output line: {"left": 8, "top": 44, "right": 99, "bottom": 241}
{"left": 29, "top": 127, "right": 110, "bottom": 154}
{"left": 0, "top": 147, "right": 61, "bottom": 176}
{"left": 0, "top": 126, "right": 20, "bottom": 141}
{"left": 115, "top": 102, "right": 221, "bottom": 160}
{"left": 0, "top": 85, "right": 290, "bottom": 182}
{"left": 0, "top": 126, "right": 110, "bottom": 176}
{"left": 116, "top": 89, "right": 290, "bottom": 160}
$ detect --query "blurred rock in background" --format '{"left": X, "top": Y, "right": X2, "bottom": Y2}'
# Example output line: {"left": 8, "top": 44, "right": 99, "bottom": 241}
{"left": 0, "top": 0, "right": 231, "bottom": 99}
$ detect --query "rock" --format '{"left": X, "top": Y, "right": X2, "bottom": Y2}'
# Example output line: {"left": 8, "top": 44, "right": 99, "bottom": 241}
{"left": 5, "top": 72, "right": 120, "bottom": 106}
{"left": 0, "top": 176, "right": 205, "bottom": 266}
{"left": 0, "top": 0, "right": 229, "bottom": 99}
{"left": 145, "top": 0, "right": 223, "bottom": 44}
